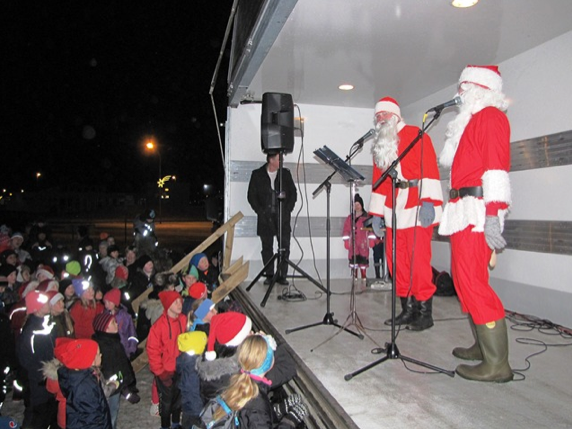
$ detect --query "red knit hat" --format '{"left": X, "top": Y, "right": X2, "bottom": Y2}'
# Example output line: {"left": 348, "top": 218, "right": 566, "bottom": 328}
{"left": 103, "top": 288, "right": 121, "bottom": 307}
{"left": 115, "top": 265, "right": 129, "bottom": 281}
{"left": 189, "top": 282, "right": 207, "bottom": 300}
{"left": 375, "top": 96, "right": 401, "bottom": 119}
{"left": 205, "top": 312, "right": 252, "bottom": 361}
{"left": 93, "top": 312, "right": 115, "bottom": 333}
{"left": 159, "top": 290, "right": 181, "bottom": 313}
{"left": 25, "top": 290, "right": 49, "bottom": 315}
{"left": 54, "top": 338, "right": 99, "bottom": 370}
{"left": 459, "top": 65, "right": 502, "bottom": 92}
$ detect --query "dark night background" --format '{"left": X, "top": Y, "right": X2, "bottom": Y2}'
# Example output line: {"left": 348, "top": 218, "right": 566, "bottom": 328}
{"left": 1, "top": 1, "right": 233, "bottom": 198}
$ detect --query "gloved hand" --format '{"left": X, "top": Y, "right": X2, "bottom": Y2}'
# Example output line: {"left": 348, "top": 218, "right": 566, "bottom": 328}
{"left": 282, "top": 402, "right": 308, "bottom": 427}
{"left": 484, "top": 216, "right": 507, "bottom": 250}
{"left": 273, "top": 393, "right": 303, "bottom": 420}
{"left": 158, "top": 371, "right": 174, "bottom": 387}
{"left": 419, "top": 202, "right": 435, "bottom": 227}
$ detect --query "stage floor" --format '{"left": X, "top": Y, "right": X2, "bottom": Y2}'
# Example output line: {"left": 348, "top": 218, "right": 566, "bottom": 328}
{"left": 244, "top": 276, "right": 572, "bottom": 428}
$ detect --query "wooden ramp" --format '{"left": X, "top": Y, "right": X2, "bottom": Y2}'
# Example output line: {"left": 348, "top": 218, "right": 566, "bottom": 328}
{"left": 132, "top": 212, "right": 248, "bottom": 373}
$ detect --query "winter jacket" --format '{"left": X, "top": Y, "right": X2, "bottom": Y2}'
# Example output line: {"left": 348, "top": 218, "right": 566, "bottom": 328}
{"left": 99, "top": 256, "right": 121, "bottom": 285}
{"left": 176, "top": 352, "right": 203, "bottom": 416}
{"left": 112, "top": 306, "right": 138, "bottom": 357}
{"left": 247, "top": 164, "right": 297, "bottom": 238}
{"left": 42, "top": 358, "right": 66, "bottom": 429}
{"left": 136, "top": 298, "right": 163, "bottom": 341}
{"left": 17, "top": 314, "right": 56, "bottom": 406}
{"left": 69, "top": 300, "right": 104, "bottom": 339}
{"left": 92, "top": 330, "right": 136, "bottom": 390}
{"left": 57, "top": 366, "right": 112, "bottom": 429}
{"left": 238, "top": 380, "right": 295, "bottom": 429}
{"left": 147, "top": 311, "right": 187, "bottom": 376}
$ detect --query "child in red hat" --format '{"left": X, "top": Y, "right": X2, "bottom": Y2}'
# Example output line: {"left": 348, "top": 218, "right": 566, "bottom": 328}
{"left": 103, "top": 288, "right": 139, "bottom": 359}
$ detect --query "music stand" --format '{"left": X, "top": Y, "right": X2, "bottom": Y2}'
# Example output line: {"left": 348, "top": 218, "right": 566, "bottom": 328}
{"left": 286, "top": 146, "right": 364, "bottom": 339}
{"left": 245, "top": 151, "right": 327, "bottom": 307}
{"left": 345, "top": 113, "right": 455, "bottom": 380}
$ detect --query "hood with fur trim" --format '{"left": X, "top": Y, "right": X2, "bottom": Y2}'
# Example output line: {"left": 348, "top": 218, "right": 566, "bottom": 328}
{"left": 195, "top": 354, "right": 239, "bottom": 382}
{"left": 42, "top": 358, "right": 63, "bottom": 381}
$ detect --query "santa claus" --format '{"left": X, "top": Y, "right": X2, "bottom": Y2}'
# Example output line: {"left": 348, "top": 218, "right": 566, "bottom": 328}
{"left": 369, "top": 97, "right": 443, "bottom": 331}
{"left": 438, "top": 65, "right": 513, "bottom": 382}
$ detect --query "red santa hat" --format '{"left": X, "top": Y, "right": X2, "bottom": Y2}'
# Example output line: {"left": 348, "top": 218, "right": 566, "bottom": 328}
{"left": 103, "top": 288, "right": 121, "bottom": 307}
{"left": 459, "top": 65, "right": 503, "bottom": 93}
{"left": 45, "top": 291, "right": 64, "bottom": 306}
{"left": 21, "top": 280, "right": 40, "bottom": 298}
{"left": 54, "top": 338, "right": 99, "bottom": 370}
{"left": 37, "top": 279, "right": 59, "bottom": 293}
{"left": 374, "top": 96, "right": 401, "bottom": 119}
{"left": 36, "top": 265, "right": 55, "bottom": 280}
{"left": 205, "top": 312, "right": 252, "bottom": 361}
{"left": 25, "top": 290, "right": 49, "bottom": 314}
{"left": 159, "top": 290, "right": 181, "bottom": 313}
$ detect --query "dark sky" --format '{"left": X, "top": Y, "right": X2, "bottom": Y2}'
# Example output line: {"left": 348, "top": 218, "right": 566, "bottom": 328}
{"left": 1, "top": 1, "right": 233, "bottom": 195}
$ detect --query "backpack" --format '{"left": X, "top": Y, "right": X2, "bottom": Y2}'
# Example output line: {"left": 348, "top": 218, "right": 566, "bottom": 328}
{"left": 193, "top": 395, "right": 241, "bottom": 429}
{"left": 432, "top": 267, "right": 456, "bottom": 297}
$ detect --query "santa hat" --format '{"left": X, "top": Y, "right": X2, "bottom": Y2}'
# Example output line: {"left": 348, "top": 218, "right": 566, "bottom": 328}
{"left": 159, "top": 290, "right": 181, "bottom": 312}
{"left": 54, "top": 338, "right": 99, "bottom": 370}
{"left": 177, "top": 331, "right": 208, "bottom": 355}
{"left": 25, "top": 290, "right": 49, "bottom": 314}
{"left": 205, "top": 312, "right": 252, "bottom": 361}
{"left": 115, "top": 265, "right": 129, "bottom": 281}
{"left": 375, "top": 96, "right": 401, "bottom": 119}
{"left": 189, "top": 282, "right": 207, "bottom": 300}
{"left": 72, "top": 278, "right": 91, "bottom": 297}
{"left": 21, "top": 280, "right": 40, "bottom": 298}
{"left": 103, "top": 288, "right": 121, "bottom": 307}
{"left": 45, "top": 291, "right": 64, "bottom": 306}
{"left": 93, "top": 312, "right": 115, "bottom": 333}
{"left": 459, "top": 65, "right": 503, "bottom": 93}
{"left": 65, "top": 260, "right": 81, "bottom": 277}
{"left": 36, "top": 265, "right": 55, "bottom": 280}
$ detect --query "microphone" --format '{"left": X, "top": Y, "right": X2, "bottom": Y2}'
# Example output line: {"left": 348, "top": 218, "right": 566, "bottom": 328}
{"left": 426, "top": 96, "right": 462, "bottom": 113}
{"left": 352, "top": 129, "right": 375, "bottom": 147}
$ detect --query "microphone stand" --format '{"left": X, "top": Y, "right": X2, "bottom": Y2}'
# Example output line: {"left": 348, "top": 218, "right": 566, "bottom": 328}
{"left": 345, "top": 111, "right": 455, "bottom": 380}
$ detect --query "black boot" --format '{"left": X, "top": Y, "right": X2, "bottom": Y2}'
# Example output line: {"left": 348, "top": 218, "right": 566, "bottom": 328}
{"left": 407, "top": 297, "right": 434, "bottom": 331}
{"left": 374, "top": 265, "right": 381, "bottom": 279}
{"left": 384, "top": 296, "right": 418, "bottom": 326}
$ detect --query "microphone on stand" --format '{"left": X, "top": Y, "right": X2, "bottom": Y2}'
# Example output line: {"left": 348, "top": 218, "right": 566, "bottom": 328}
{"left": 351, "top": 129, "right": 375, "bottom": 148}
{"left": 426, "top": 96, "right": 462, "bottom": 113}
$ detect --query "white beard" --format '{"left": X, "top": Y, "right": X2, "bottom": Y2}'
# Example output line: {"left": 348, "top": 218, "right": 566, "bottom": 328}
{"left": 372, "top": 116, "right": 399, "bottom": 170}
{"left": 439, "top": 85, "right": 509, "bottom": 168}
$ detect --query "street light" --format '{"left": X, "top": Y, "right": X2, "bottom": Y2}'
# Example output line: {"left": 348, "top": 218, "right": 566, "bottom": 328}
{"left": 145, "top": 139, "right": 163, "bottom": 223}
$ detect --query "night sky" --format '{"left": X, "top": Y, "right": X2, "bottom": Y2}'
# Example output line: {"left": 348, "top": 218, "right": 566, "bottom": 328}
{"left": 2, "top": 1, "right": 233, "bottom": 196}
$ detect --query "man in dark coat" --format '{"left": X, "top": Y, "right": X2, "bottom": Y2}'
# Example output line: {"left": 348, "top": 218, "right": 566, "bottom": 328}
{"left": 247, "top": 152, "right": 297, "bottom": 285}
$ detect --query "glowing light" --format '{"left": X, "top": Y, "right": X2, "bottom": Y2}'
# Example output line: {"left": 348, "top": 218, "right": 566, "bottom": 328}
{"left": 338, "top": 84, "right": 354, "bottom": 91}
{"left": 452, "top": 0, "right": 478, "bottom": 7}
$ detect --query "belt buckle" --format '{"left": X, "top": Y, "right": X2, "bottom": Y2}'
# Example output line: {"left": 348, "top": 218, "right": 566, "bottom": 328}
{"left": 397, "top": 181, "right": 408, "bottom": 189}
{"left": 449, "top": 189, "right": 460, "bottom": 199}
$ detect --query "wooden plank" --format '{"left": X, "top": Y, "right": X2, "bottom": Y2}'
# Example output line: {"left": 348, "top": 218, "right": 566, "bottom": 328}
{"left": 130, "top": 286, "right": 153, "bottom": 317}
{"left": 131, "top": 338, "right": 149, "bottom": 373}
{"left": 169, "top": 212, "right": 244, "bottom": 274}
{"left": 211, "top": 261, "right": 249, "bottom": 304}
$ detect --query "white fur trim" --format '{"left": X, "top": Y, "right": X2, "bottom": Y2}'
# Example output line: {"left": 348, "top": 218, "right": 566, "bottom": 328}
{"left": 369, "top": 192, "right": 386, "bottom": 216}
{"left": 459, "top": 66, "right": 502, "bottom": 92}
{"left": 205, "top": 350, "right": 217, "bottom": 361}
{"left": 375, "top": 99, "right": 401, "bottom": 119}
{"left": 439, "top": 197, "right": 486, "bottom": 236}
{"left": 482, "top": 170, "right": 511, "bottom": 205}
{"left": 419, "top": 178, "right": 444, "bottom": 206}
{"left": 225, "top": 316, "right": 252, "bottom": 347}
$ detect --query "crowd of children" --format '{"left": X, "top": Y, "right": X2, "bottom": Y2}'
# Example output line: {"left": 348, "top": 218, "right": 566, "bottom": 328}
{"left": 0, "top": 221, "right": 309, "bottom": 429}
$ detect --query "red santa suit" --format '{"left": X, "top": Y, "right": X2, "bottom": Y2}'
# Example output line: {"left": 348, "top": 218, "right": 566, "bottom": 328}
{"left": 438, "top": 106, "right": 511, "bottom": 324}
{"left": 370, "top": 124, "right": 443, "bottom": 301}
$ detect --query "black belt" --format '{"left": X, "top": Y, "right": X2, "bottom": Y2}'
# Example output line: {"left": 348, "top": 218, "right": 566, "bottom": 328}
{"left": 449, "top": 186, "right": 483, "bottom": 199}
{"left": 396, "top": 179, "right": 419, "bottom": 189}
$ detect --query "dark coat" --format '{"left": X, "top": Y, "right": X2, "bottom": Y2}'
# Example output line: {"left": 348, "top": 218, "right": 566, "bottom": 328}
{"left": 247, "top": 164, "right": 297, "bottom": 237}
{"left": 92, "top": 331, "right": 136, "bottom": 390}
{"left": 238, "top": 380, "right": 295, "bottom": 429}
{"left": 176, "top": 352, "right": 203, "bottom": 416}
{"left": 17, "top": 314, "right": 56, "bottom": 406}
{"left": 57, "top": 366, "right": 112, "bottom": 429}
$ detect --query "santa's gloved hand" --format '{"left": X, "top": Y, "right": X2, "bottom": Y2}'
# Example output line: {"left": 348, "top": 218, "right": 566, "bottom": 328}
{"left": 273, "top": 394, "right": 303, "bottom": 419}
{"left": 282, "top": 402, "right": 308, "bottom": 427}
{"left": 419, "top": 202, "right": 435, "bottom": 227}
{"left": 484, "top": 216, "right": 507, "bottom": 250}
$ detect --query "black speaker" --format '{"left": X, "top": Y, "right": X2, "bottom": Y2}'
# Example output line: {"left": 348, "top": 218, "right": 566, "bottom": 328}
{"left": 261, "top": 92, "right": 294, "bottom": 154}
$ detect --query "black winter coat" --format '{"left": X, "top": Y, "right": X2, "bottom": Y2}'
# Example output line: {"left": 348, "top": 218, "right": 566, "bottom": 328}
{"left": 57, "top": 366, "right": 112, "bottom": 429}
{"left": 238, "top": 381, "right": 295, "bottom": 429}
{"left": 92, "top": 331, "right": 136, "bottom": 390}
{"left": 247, "top": 164, "right": 297, "bottom": 237}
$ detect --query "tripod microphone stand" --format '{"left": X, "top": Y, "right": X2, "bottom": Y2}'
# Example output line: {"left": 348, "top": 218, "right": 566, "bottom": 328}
{"left": 246, "top": 150, "right": 326, "bottom": 307}
{"left": 345, "top": 113, "right": 455, "bottom": 381}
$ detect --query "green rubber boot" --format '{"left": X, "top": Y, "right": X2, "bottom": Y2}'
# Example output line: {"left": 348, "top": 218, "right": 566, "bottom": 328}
{"left": 456, "top": 318, "right": 513, "bottom": 382}
{"left": 452, "top": 316, "right": 483, "bottom": 360}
